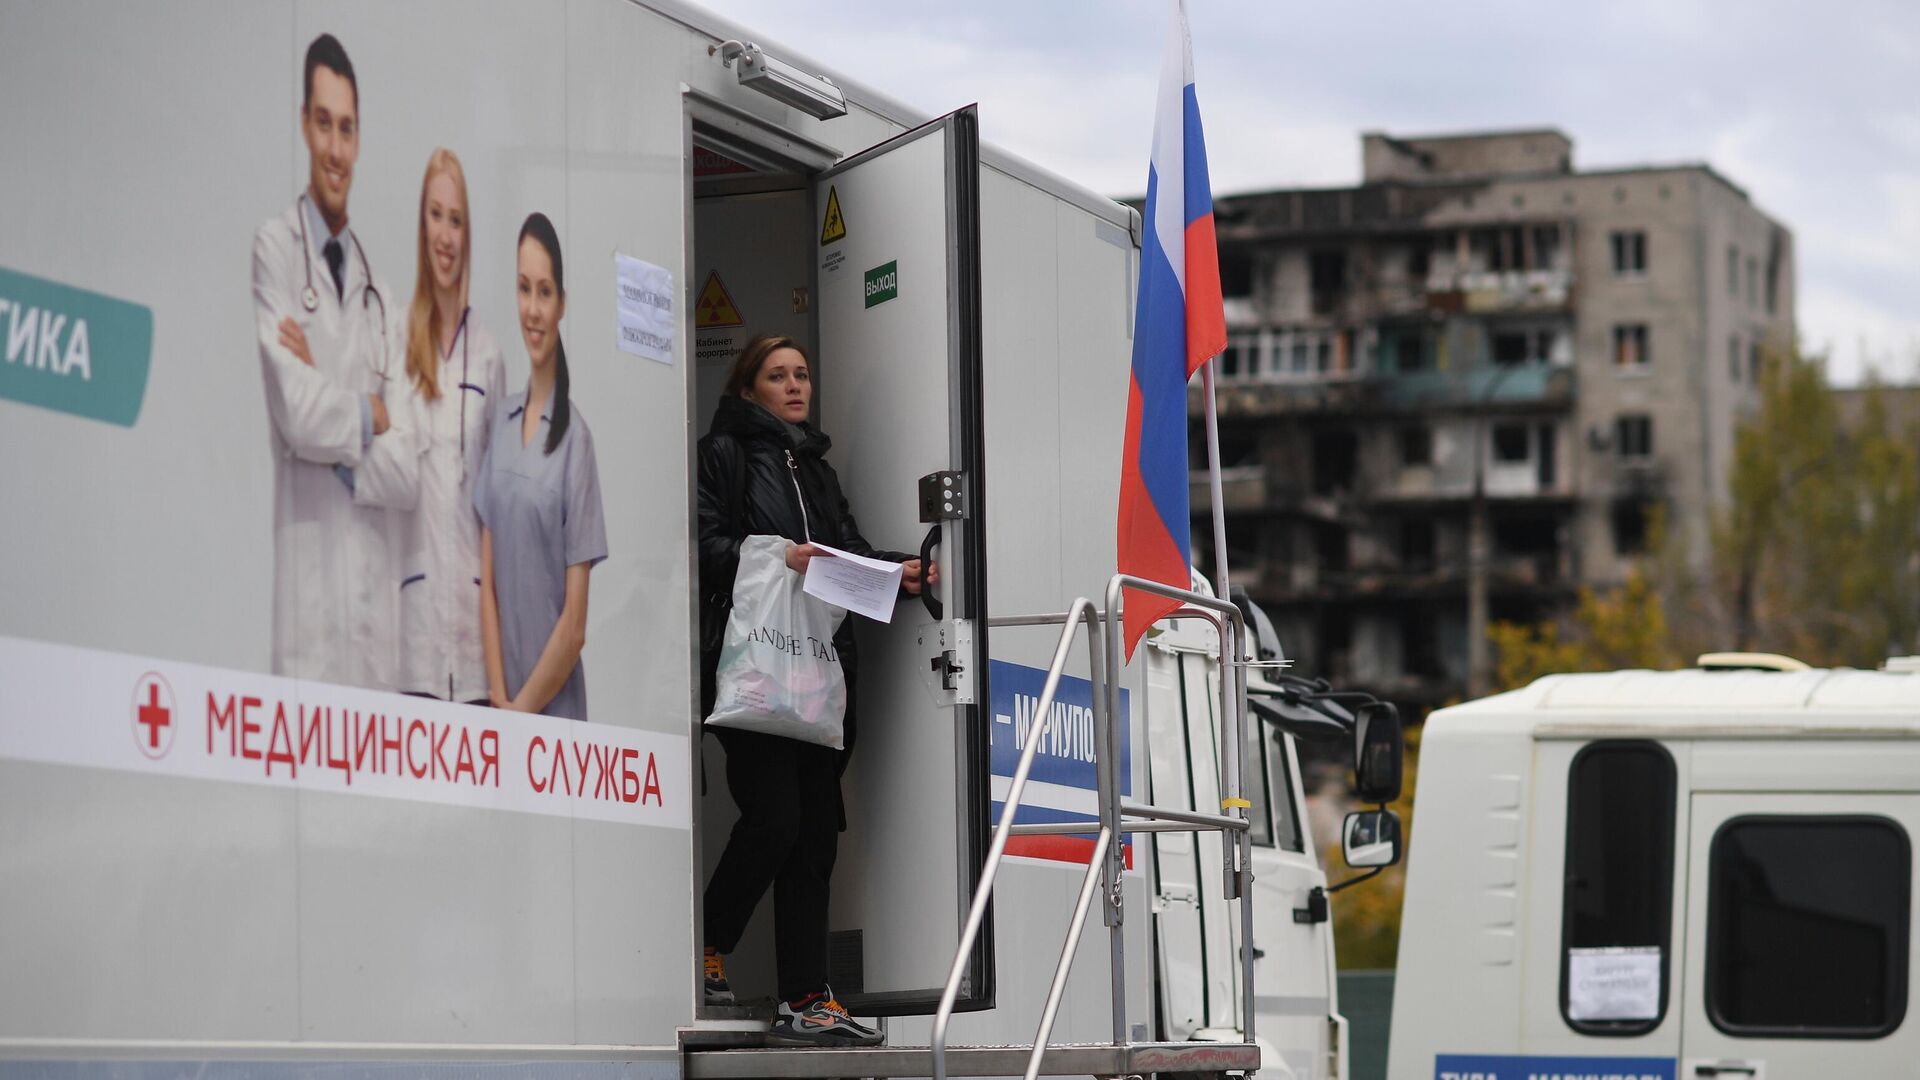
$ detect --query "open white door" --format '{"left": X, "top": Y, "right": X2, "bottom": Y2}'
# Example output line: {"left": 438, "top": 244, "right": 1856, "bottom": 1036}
{"left": 812, "top": 107, "right": 991, "bottom": 1015}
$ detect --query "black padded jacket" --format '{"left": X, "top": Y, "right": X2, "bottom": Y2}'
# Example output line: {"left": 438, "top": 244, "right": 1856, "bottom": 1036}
{"left": 696, "top": 395, "right": 912, "bottom": 749}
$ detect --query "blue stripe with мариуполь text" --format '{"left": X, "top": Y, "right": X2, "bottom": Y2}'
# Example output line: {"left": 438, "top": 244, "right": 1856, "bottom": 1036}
{"left": 1435, "top": 1053, "right": 1675, "bottom": 1080}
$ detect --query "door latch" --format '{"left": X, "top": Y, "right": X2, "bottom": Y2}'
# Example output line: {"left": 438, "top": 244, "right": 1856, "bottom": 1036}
{"left": 916, "top": 619, "right": 975, "bottom": 705}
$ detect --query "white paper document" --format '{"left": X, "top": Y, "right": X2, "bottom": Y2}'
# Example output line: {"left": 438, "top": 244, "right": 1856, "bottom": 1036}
{"left": 802, "top": 543, "right": 904, "bottom": 623}
{"left": 1566, "top": 946, "right": 1661, "bottom": 1021}
{"left": 613, "top": 253, "right": 674, "bottom": 364}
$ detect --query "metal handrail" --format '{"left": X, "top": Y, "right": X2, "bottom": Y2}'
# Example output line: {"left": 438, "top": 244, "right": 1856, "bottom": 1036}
{"left": 1008, "top": 817, "right": 1245, "bottom": 836}
{"left": 931, "top": 575, "right": 1257, "bottom": 1079}
{"left": 1022, "top": 826, "right": 1111, "bottom": 1080}
{"left": 1105, "top": 573, "right": 1255, "bottom": 1043}
{"left": 931, "top": 598, "right": 1106, "bottom": 1080}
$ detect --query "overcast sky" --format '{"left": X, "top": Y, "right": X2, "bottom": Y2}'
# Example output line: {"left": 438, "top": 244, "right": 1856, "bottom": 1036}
{"left": 715, "top": 0, "right": 1920, "bottom": 386}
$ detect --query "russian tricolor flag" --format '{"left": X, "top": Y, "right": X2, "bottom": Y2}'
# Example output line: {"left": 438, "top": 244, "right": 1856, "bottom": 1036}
{"left": 1118, "top": 0, "right": 1225, "bottom": 658}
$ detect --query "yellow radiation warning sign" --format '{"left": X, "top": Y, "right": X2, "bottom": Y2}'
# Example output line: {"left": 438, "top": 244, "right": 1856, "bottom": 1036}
{"left": 819, "top": 185, "right": 846, "bottom": 246}
{"left": 694, "top": 271, "right": 744, "bottom": 329}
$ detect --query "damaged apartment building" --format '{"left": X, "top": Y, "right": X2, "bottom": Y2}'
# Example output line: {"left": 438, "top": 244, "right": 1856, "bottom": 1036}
{"left": 1175, "top": 129, "right": 1795, "bottom": 709}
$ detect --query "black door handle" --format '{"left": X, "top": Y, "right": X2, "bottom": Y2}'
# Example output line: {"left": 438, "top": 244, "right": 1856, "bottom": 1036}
{"left": 919, "top": 524, "right": 943, "bottom": 621}
{"left": 1694, "top": 1066, "right": 1759, "bottom": 1077}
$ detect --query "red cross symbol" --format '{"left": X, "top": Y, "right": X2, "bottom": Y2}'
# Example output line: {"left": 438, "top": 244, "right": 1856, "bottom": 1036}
{"left": 131, "top": 673, "right": 176, "bottom": 760}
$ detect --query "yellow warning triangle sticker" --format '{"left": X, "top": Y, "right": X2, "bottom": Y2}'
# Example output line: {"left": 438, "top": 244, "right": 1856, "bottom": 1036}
{"left": 694, "top": 270, "right": 745, "bottom": 329}
{"left": 820, "top": 185, "right": 846, "bottom": 246}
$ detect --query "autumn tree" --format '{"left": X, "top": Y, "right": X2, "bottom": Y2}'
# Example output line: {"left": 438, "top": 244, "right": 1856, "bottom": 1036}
{"left": 1714, "top": 346, "right": 1919, "bottom": 665}
{"left": 1490, "top": 567, "right": 1676, "bottom": 691}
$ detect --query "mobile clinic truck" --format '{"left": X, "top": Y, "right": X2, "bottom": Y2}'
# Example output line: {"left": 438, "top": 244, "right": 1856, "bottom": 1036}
{"left": 1387, "top": 661, "right": 1920, "bottom": 1080}
{"left": 0, "top": 2, "right": 1398, "bottom": 1079}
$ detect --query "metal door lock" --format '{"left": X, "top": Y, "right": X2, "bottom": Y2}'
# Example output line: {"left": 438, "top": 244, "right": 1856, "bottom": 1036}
{"left": 916, "top": 619, "right": 975, "bottom": 705}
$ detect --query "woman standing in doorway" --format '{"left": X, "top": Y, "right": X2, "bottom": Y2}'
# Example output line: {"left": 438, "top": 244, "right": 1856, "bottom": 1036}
{"left": 474, "top": 212, "right": 606, "bottom": 720}
{"left": 398, "top": 149, "right": 506, "bottom": 704}
{"left": 696, "top": 334, "right": 933, "bottom": 1044}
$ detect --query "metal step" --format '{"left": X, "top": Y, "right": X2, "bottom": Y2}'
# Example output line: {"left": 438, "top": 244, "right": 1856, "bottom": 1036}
{"left": 682, "top": 1040, "right": 1260, "bottom": 1078}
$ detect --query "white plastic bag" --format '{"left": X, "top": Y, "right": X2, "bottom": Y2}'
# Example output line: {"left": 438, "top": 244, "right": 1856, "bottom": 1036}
{"left": 705, "top": 534, "right": 850, "bottom": 748}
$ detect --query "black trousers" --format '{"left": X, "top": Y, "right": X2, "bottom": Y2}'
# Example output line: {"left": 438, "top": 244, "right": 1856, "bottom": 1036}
{"left": 702, "top": 726, "right": 844, "bottom": 1002}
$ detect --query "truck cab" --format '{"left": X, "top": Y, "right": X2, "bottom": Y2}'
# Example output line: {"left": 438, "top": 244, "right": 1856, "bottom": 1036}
{"left": 1389, "top": 662, "right": 1920, "bottom": 1080}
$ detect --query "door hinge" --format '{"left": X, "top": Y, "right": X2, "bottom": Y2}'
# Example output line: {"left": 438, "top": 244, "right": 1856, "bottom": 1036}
{"left": 919, "top": 470, "right": 969, "bottom": 522}
{"left": 1293, "top": 885, "right": 1329, "bottom": 924}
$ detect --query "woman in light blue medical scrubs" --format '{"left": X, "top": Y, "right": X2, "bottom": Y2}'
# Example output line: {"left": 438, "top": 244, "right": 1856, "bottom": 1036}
{"left": 474, "top": 212, "right": 606, "bottom": 720}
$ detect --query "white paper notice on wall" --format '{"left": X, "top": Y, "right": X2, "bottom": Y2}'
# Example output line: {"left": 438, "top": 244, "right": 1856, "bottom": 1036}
{"left": 614, "top": 253, "right": 674, "bottom": 365}
{"left": 1566, "top": 946, "right": 1662, "bottom": 1021}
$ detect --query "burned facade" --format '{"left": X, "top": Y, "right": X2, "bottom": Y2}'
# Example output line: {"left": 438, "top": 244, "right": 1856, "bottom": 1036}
{"left": 1176, "top": 130, "right": 1795, "bottom": 708}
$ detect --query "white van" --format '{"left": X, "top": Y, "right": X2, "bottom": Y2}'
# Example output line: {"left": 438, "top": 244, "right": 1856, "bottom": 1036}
{"left": 0, "top": 2, "right": 1396, "bottom": 1078}
{"left": 1388, "top": 663, "right": 1920, "bottom": 1080}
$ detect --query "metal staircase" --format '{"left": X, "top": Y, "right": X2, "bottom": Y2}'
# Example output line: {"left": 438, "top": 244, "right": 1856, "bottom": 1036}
{"left": 683, "top": 574, "right": 1260, "bottom": 1079}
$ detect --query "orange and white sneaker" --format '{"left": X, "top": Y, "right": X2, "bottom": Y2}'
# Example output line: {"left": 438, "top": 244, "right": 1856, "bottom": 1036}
{"left": 703, "top": 949, "right": 735, "bottom": 1005}
{"left": 770, "top": 988, "right": 882, "bottom": 1046}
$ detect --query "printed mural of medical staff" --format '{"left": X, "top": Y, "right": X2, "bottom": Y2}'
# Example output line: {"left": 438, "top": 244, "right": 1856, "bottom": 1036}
{"left": 252, "top": 33, "right": 419, "bottom": 690}
{"left": 475, "top": 213, "right": 607, "bottom": 721}
{"left": 396, "top": 148, "right": 506, "bottom": 704}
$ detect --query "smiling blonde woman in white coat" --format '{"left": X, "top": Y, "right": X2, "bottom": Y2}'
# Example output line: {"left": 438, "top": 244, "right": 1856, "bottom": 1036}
{"left": 395, "top": 149, "right": 506, "bottom": 704}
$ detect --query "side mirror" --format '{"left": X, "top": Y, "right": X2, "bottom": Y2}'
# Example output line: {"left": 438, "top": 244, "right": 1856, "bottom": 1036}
{"left": 1342, "top": 809, "right": 1403, "bottom": 868}
{"left": 1353, "top": 701, "right": 1403, "bottom": 803}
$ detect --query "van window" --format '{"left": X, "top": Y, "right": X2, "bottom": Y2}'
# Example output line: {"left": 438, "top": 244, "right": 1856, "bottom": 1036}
{"left": 1707, "top": 816, "right": 1911, "bottom": 1037}
{"left": 1263, "top": 728, "right": 1305, "bottom": 852}
{"left": 1560, "top": 741, "right": 1676, "bottom": 1034}
{"left": 1243, "top": 723, "right": 1303, "bottom": 853}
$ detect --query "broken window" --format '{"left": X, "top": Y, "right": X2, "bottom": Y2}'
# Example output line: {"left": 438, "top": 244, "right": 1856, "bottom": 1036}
{"left": 1399, "top": 425, "right": 1432, "bottom": 467}
{"left": 1311, "top": 428, "right": 1359, "bottom": 495}
{"left": 1309, "top": 249, "right": 1347, "bottom": 315}
{"left": 1611, "top": 500, "right": 1651, "bottom": 554}
{"left": 1476, "top": 226, "right": 1528, "bottom": 273}
{"left": 1400, "top": 517, "right": 1437, "bottom": 570}
{"left": 1765, "top": 238, "right": 1782, "bottom": 315}
{"left": 1492, "top": 423, "right": 1531, "bottom": 464}
{"left": 1613, "top": 324, "right": 1649, "bottom": 368}
{"left": 1494, "top": 331, "right": 1531, "bottom": 366}
{"left": 1314, "top": 523, "right": 1350, "bottom": 572}
{"left": 1746, "top": 256, "right": 1758, "bottom": 306}
{"left": 1615, "top": 415, "right": 1653, "bottom": 458}
{"left": 1728, "top": 244, "right": 1739, "bottom": 297}
{"left": 1407, "top": 240, "right": 1431, "bottom": 280}
{"left": 1533, "top": 225, "right": 1563, "bottom": 270}
{"left": 1610, "top": 230, "right": 1647, "bottom": 276}
{"left": 1394, "top": 331, "right": 1427, "bottom": 372}
{"left": 1221, "top": 335, "right": 1259, "bottom": 379}
{"left": 1729, "top": 334, "right": 1742, "bottom": 382}
{"left": 1220, "top": 249, "right": 1254, "bottom": 299}
{"left": 1400, "top": 613, "right": 1442, "bottom": 679}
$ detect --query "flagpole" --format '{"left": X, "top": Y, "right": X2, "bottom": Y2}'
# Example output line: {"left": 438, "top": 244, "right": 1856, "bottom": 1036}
{"left": 1200, "top": 357, "right": 1230, "bottom": 602}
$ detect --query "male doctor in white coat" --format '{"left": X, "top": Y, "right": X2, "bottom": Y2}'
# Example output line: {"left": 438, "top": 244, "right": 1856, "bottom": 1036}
{"left": 252, "top": 33, "right": 419, "bottom": 689}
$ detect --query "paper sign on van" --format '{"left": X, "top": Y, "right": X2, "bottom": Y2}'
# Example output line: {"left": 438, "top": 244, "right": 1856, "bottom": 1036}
{"left": 1566, "top": 946, "right": 1661, "bottom": 1021}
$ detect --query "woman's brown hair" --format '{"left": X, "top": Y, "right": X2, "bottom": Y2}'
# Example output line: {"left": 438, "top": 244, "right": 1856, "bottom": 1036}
{"left": 723, "top": 334, "right": 811, "bottom": 400}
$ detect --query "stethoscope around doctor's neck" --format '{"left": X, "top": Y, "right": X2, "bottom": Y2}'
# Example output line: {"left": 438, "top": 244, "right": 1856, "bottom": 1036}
{"left": 295, "top": 193, "right": 391, "bottom": 381}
